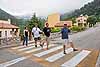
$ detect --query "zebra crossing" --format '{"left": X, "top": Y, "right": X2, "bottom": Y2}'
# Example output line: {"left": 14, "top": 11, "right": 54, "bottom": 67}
{"left": 0, "top": 43, "right": 99, "bottom": 67}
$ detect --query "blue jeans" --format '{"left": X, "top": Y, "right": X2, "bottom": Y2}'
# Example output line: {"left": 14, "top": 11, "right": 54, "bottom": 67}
{"left": 23, "top": 36, "right": 28, "bottom": 46}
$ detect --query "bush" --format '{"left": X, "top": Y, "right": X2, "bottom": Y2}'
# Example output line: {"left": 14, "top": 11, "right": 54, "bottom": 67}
{"left": 70, "top": 26, "right": 86, "bottom": 32}
{"left": 51, "top": 28, "right": 61, "bottom": 33}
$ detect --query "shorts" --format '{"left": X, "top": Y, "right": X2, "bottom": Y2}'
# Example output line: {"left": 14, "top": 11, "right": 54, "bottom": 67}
{"left": 62, "top": 36, "right": 72, "bottom": 45}
{"left": 34, "top": 37, "right": 41, "bottom": 41}
{"left": 68, "top": 35, "right": 72, "bottom": 42}
{"left": 42, "top": 36, "right": 50, "bottom": 42}
{"left": 62, "top": 39, "right": 69, "bottom": 45}
{"left": 46, "top": 36, "right": 50, "bottom": 43}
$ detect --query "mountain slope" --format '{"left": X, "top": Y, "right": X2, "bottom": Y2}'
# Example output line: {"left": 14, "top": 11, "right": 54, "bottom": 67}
{"left": 0, "top": 8, "right": 18, "bottom": 25}
{"left": 61, "top": 0, "right": 100, "bottom": 20}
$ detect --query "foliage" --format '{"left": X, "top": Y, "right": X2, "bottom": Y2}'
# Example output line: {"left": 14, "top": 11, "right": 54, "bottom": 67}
{"left": 71, "top": 18, "right": 76, "bottom": 25}
{"left": 38, "top": 18, "right": 45, "bottom": 30}
{"left": 0, "top": 8, "right": 19, "bottom": 25}
{"left": 27, "top": 13, "right": 45, "bottom": 31}
{"left": 27, "top": 13, "right": 45, "bottom": 40}
{"left": 87, "top": 16, "right": 97, "bottom": 27}
{"left": 70, "top": 26, "right": 86, "bottom": 32}
{"left": 51, "top": 28, "right": 61, "bottom": 33}
{"left": 61, "top": 0, "right": 100, "bottom": 21}
{"left": 27, "top": 13, "right": 38, "bottom": 31}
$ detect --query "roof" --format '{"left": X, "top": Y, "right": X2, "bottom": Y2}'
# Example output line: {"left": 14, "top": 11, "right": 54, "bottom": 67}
{"left": 76, "top": 16, "right": 87, "bottom": 20}
{"left": 55, "top": 21, "right": 72, "bottom": 27}
{"left": 0, "top": 23, "right": 19, "bottom": 29}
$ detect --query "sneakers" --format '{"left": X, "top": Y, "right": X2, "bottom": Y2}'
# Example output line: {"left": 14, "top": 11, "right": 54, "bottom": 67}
{"left": 35, "top": 45, "right": 37, "bottom": 47}
{"left": 40, "top": 44, "right": 43, "bottom": 48}
{"left": 64, "top": 51, "right": 66, "bottom": 54}
{"left": 73, "top": 48, "right": 78, "bottom": 51}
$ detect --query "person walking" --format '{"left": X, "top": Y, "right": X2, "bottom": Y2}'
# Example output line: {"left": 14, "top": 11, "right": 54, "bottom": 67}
{"left": 32, "top": 23, "right": 43, "bottom": 47}
{"left": 68, "top": 35, "right": 78, "bottom": 51}
{"left": 23, "top": 27, "right": 29, "bottom": 46}
{"left": 61, "top": 24, "right": 77, "bottom": 54}
{"left": 43, "top": 23, "right": 51, "bottom": 49}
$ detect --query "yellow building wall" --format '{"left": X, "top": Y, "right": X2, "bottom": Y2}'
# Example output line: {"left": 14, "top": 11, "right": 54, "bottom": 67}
{"left": 47, "top": 13, "right": 60, "bottom": 27}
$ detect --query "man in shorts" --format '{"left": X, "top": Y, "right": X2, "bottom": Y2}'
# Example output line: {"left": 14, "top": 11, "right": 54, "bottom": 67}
{"left": 32, "top": 23, "right": 42, "bottom": 47}
{"left": 43, "top": 23, "right": 51, "bottom": 49}
{"left": 61, "top": 24, "right": 77, "bottom": 54}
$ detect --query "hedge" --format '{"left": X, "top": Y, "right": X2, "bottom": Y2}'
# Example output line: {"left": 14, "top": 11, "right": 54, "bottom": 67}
{"left": 70, "top": 26, "right": 86, "bottom": 32}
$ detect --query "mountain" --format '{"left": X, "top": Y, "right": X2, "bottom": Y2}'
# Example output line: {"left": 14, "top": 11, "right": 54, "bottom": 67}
{"left": 61, "top": 0, "right": 100, "bottom": 20}
{"left": 0, "top": 8, "right": 18, "bottom": 25}
{"left": 16, "top": 14, "right": 46, "bottom": 20}
{"left": 15, "top": 14, "right": 32, "bottom": 19}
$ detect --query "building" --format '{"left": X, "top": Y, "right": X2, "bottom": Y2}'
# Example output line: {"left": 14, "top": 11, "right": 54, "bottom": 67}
{"left": 55, "top": 21, "right": 72, "bottom": 27}
{"left": 0, "top": 19, "right": 19, "bottom": 39}
{"left": 75, "top": 14, "right": 88, "bottom": 27}
{"left": 46, "top": 13, "right": 72, "bottom": 28}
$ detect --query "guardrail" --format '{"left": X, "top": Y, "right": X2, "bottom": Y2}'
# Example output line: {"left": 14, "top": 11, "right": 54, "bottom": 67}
{"left": 0, "top": 37, "right": 20, "bottom": 45}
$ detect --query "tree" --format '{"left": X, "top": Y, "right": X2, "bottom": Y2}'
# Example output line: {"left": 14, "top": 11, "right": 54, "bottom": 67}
{"left": 38, "top": 18, "right": 45, "bottom": 30}
{"left": 27, "top": 13, "right": 46, "bottom": 40}
{"left": 27, "top": 13, "right": 39, "bottom": 40}
{"left": 87, "top": 16, "right": 97, "bottom": 27}
{"left": 71, "top": 18, "right": 76, "bottom": 26}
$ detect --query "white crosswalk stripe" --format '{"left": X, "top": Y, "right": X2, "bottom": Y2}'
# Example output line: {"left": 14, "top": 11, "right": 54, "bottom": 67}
{"left": 34, "top": 46, "right": 62, "bottom": 57}
{"left": 0, "top": 57, "right": 27, "bottom": 67}
{"left": 18, "top": 46, "right": 35, "bottom": 51}
{"left": 25, "top": 44, "right": 55, "bottom": 53}
{"left": 45, "top": 47, "right": 73, "bottom": 62}
{"left": 61, "top": 50, "right": 91, "bottom": 67}
{"left": 11, "top": 44, "right": 33, "bottom": 49}
{"left": 10, "top": 43, "right": 93, "bottom": 67}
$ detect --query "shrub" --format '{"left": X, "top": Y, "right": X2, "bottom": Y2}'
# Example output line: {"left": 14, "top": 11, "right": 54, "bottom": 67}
{"left": 51, "top": 28, "right": 61, "bottom": 33}
{"left": 70, "top": 26, "right": 86, "bottom": 32}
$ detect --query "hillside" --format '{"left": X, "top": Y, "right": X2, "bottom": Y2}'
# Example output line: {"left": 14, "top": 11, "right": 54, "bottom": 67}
{"left": 0, "top": 8, "right": 19, "bottom": 25}
{"left": 61, "top": 0, "right": 100, "bottom": 20}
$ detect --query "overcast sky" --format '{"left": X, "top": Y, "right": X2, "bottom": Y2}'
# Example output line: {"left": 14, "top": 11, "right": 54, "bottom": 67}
{"left": 0, "top": 0, "right": 93, "bottom": 16}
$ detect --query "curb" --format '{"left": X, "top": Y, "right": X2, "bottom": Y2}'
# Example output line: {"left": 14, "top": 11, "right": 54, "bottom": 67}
{"left": 0, "top": 41, "right": 34, "bottom": 49}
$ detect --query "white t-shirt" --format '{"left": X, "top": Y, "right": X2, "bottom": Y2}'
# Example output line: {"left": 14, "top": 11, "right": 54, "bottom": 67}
{"left": 32, "top": 27, "right": 42, "bottom": 38}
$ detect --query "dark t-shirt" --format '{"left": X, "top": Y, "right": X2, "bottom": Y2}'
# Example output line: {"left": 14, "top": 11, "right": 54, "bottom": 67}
{"left": 61, "top": 27, "right": 70, "bottom": 39}
{"left": 43, "top": 27, "right": 51, "bottom": 37}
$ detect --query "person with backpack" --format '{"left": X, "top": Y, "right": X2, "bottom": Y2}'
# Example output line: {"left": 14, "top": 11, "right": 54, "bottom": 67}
{"left": 32, "top": 23, "right": 43, "bottom": 47}
{"left": 23, "top": 27, "right": 29, "bottom": 46}
{"left": 61, "top": 24, "right": 78, "bottom": 54}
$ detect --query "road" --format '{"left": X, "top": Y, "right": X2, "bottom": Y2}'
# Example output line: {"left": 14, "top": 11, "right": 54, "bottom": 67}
{"left": 0, "top": 24, "right": 100, "bottom": 67}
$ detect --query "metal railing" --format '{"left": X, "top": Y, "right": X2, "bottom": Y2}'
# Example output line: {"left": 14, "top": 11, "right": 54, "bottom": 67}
{"left": 0, "top": 37, "right": 20, "bottom": 45}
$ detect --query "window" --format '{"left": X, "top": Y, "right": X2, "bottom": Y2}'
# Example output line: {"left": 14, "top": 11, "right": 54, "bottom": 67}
{"left": 5, "top": 31, "right": 7, "bottom": 36}
{"left": 0, "top": 31, "right": 2, "bottom": 37}
{"left": 12, "top": 29, "right": 14, "bottom": 31}
{"left": 10, "top": 31, "right": 12, "bottom": 34}
{"left": 78, "top": 20, "right": 80, "bottom": 22}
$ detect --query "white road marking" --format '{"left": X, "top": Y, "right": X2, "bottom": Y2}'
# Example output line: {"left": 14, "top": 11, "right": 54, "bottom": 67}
{"left": 18, "top": 46, "right": 35, "bottom": 51}
{"left": 34, "top": 46, "right": 62, "bottom": 57}
{"left": 96, "top": 52, "right": 100, "bottom": 67}
{"left": 0, "top": 57, "right": 27, "bottom": 67}
{"left": 45, "top": 48, "right": 73, "bottom": 62}
{"left": 61, "top": 50, "right": 91, "bottom": 67}
{"left": 11, "top": 44, "right": 33, "bottom": 49}
{"left": 25, "top": 44, "right": 54, "bottom": 53}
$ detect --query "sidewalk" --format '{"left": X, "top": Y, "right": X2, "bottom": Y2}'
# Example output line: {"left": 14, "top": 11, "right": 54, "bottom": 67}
{"left": 0, "top": 40, "right": 34, "bottom": 49}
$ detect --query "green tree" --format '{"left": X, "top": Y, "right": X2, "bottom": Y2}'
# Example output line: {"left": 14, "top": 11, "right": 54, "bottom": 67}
{"left": 87, "top": 16, "right": 97, "bottom": 27}
{"left": 27, "top": 13, "right": 39, "bottom": 40}
{"left": 71, "top": 18, "right": 76, "bottom": 26}
{"left": 38, "top": 18, "right": 45, "bottom": 30}
{"left": 28, "top": 13, "right": 38, "bottom": 31}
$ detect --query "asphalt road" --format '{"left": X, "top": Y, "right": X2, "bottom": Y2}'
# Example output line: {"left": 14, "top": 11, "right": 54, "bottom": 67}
{"left": 0, "top": 24, "right": 100, "bottom": 67}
